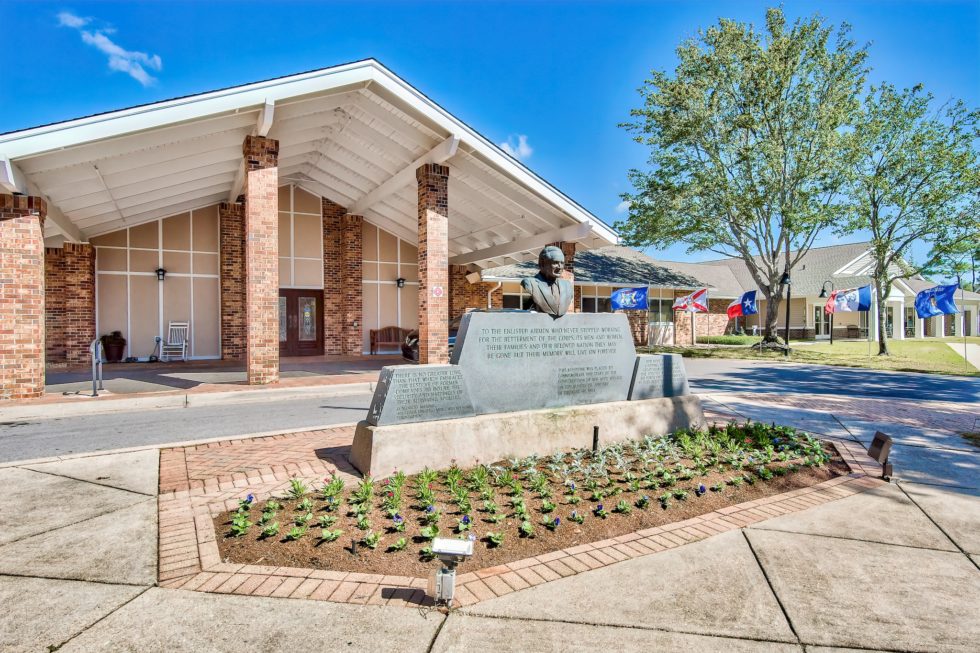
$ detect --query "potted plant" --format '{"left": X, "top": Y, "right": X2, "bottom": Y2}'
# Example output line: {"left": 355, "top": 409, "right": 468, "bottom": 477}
{"left": 100, "top": 331, "right": 126, "bottom": 363}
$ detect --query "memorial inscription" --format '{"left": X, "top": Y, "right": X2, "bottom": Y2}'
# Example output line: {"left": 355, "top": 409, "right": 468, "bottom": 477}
{"left": 452, "top": 311, "right": 638, "bottom": 414}
{"left": 628, "top": 354, "right": 690, "bottom": 400}
{"left": 366, "top": 365, "right": 475, "bottom": 426}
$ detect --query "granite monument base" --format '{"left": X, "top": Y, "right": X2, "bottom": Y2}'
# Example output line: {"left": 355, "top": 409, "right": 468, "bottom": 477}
{"left": 350, "top": 394, "right": 704, "bottom": 478}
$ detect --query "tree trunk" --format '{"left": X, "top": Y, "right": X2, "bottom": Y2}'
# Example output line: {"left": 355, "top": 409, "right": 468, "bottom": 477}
{"left": 875, "top": 280, "right": 890, "bottom": 356}
{"left": 761, "top": 289, "right": 783, "bottom": 343}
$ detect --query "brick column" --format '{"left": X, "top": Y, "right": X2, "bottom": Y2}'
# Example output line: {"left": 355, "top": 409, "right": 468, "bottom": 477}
{"left": 322, "top": 198, "right": 345, "bottom": 355}
{"left": 341, "top": 214, "right": 363, "bottom": 355}
{"left": 449, "top": 264, "right": 503, "bottom": 317}
{"left": 625, "top": 310, "right": 649, "bottom": 347}
{"left": 1, "top": 195, "right": 47, "bottom": 399}
{"left": 416, "top": 163, "right": 450, "bottom": 364}
{"left": 45, "top": 242, "right": 95, "bottom": 367}
{"left": 242, "top": 135, "right": 279, "bottom": 384}
{"left": 219, "top": 202, "right": 245, "bottom": 360}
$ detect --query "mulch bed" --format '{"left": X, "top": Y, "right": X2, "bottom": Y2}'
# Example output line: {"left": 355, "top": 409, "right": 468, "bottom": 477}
{"left": 214, "top": 443, "right": 846, "bottom": 578}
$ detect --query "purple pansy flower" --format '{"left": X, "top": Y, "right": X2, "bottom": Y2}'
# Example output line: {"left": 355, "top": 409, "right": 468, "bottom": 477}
{"left": 698, "top": 484, "right": 706, "bottom": 494}
{"left": 425, "top": 505, "right": 436, "bottom": 513}
{"left": 553, "top": 517, "right": 560, "bottom": 527}
{"left": 246, "top": 494, "right": 254, "bottom": 503}
{"left": 462, "top": 515, "right": 470, "bottom": 525}
{"left": 393, "top": 514, "right": 403, "bottom": 524}
{"left": 596, "top": 504, "right": 604, "bottom": 512}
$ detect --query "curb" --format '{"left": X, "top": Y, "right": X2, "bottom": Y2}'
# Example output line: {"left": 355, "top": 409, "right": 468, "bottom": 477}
{"left": 1, "top": 382, "right": 375, "bottom": 421}
{"left": 0, "top": 421, "right": 361, "bottom": 469}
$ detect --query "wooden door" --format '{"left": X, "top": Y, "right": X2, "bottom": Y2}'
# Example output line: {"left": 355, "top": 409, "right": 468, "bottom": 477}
{"left": 279, "top": 289, "right": 324, "bottom": 356}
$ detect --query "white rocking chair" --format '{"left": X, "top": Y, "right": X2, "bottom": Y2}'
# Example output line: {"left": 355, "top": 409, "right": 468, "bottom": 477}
{"left": 161, "top": 321, "right": 189, "bottom": 362}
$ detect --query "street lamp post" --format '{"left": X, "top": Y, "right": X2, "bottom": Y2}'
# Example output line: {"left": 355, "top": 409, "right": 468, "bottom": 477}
{"left": 819, "top": 281, "right": 835, "bottom": 345}
{"left": 781, "top": 271, "right": 791, "bottom": 357}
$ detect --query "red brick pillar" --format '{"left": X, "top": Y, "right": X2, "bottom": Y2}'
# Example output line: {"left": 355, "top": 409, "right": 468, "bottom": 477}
{"left": 219, "top": 202, "right": 245, "bottom": 360}
{"left": 1, "top": 195, "right": 47, "bottom": 399}
{"left": 341, "top": 214, "right": 363, "bottom": 356}
{"left": 625, "top": 310, "right": 649, "bottom": 347}
{"left": 322, "top": 198, "right": 345, "bottom": 355}
{"left": 416, "top": 163, "right": 450, "bottom": 364}
{"left": 242, "top": 135, "right": 279, "bottom": 384}
{"left": 45, "top": 243, "right": 95, "bottom": 367}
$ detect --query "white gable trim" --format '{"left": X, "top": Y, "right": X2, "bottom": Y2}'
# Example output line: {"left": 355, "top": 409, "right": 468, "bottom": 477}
{"left": 0, "top": 59, "right": 617, "bottom": 245}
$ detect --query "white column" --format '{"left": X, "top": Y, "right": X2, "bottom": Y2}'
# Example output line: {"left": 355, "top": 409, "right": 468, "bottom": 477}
{"left": 915, "top": 315, "right": 924, "bottom": 339}
{"left": 895, "top": 301, "right": 905, "bottom": 339}
{"left": 955, "top": 312, "right": 964, "bottom": 337}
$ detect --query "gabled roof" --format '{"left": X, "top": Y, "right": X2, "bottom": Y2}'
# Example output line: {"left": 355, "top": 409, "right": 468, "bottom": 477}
{"left": 481, "top": 245, "right": 705, "bottom": 288}
{"left": 701, "top": 242, "right": 874, "bottom": 297}
{"left": 481, "top": 241, "right": 980, "bottom": 304}
{"left": 0, "top": 59, "right": 616, "bottom": 258}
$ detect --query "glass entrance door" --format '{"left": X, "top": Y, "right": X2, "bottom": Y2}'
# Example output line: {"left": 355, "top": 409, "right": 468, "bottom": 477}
{"left": 813, "top": 305, "right": 829, "bottom": 338}
{"left": 279, "top": 289, "right": 324, "bottom": 356}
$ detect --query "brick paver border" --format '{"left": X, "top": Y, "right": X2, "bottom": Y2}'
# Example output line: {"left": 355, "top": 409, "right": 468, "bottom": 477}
{"left": 157, "top": 428, "right": 885, "bottom": 608}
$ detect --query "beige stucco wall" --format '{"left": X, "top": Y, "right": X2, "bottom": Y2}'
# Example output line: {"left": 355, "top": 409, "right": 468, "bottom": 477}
{"left": 278, "top": 186, "right": 324, "bottom": 288}
{"left": 91, "top": 205, "right": 221, "bottom": 359}
{"left": 361, "top": 221, "right": 419, "bottom": 353}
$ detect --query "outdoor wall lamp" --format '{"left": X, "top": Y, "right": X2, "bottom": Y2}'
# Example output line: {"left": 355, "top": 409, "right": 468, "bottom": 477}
{"left": 819, "top": 280, "right": 835, "bottom": 345}
{"left": 780, "top": 272, "right": 791, "bottom": 356}
{"left": 396, "top": 277, "right": 406, "bottom": 288}
{"left": 155, "top": 268, "right": 167, "bottom": 281}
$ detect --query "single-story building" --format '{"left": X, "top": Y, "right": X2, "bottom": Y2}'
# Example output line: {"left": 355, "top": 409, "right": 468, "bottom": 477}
{"left": 478, "top": 242, "right": 980, "bottom": 346}
{"left": 1, "top": 59, "right": 619, "bottom": 399}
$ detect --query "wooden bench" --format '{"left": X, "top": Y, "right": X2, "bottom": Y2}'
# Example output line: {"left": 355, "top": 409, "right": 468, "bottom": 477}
{"left": 370, "top": 326, "right": 409, "bottom": 354}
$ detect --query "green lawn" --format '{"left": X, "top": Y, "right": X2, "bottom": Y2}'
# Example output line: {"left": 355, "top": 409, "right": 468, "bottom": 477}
{"left": 643, "top": 337, "right": 978, "bottom": 376}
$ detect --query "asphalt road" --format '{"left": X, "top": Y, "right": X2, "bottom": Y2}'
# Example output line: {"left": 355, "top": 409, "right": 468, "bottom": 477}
{"left": 1, "top": 358, "right": 977, "bottom": 463}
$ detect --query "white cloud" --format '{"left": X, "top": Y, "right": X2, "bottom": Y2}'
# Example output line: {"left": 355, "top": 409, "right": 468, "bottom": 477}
{"left": 57, "top": 11, "right": 89, "bottom": 28}
{"left": 499, "top": 134, "right": 533, "bottom": 160}
{"left": 58, "top": 12, "right": 162, "bottom": 86}
{"left": 615, "top": 200, "right": 631, "bottom": 214}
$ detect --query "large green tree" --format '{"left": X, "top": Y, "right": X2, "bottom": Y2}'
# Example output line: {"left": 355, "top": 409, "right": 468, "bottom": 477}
{"left": 842, "top": 85, "right": 979, "bottom": 355}
{"left": 618, "top": 8, "right": 867, "bottom": 342}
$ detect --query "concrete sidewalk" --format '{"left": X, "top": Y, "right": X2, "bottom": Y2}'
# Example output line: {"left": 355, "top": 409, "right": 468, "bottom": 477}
{"left": 1, "top": 392, "right": 978, "bottom": 652}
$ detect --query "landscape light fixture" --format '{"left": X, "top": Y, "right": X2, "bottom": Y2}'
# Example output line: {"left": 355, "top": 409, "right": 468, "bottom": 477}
{"left": 868, "top": 431, "right": 894, "bottom": 481}
{"left": 396, "top": 277, "right": 406, "bottom": 288}
{"left": 429, "top": 537, "right": 474, "bottom": 605}
{"left": 819, "top": 281, "right": 835, "bottom": 345}
{"left": 780, "top": 272, "right": 791, "bottom": 356}
{"left": 155, "top": 268, "right": 167, "bottom": 281}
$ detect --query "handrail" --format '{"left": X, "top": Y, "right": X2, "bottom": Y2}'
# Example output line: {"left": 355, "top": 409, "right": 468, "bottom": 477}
{"left": 90, "top": 339, "right": 105, "bottom": 397}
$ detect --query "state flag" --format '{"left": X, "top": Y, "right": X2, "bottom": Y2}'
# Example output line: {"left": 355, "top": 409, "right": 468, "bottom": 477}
{"left": 727, "top": 290, "right": 758, "bottom": 319}
{"left": 673, "top": 288, "right": 709, "bottom": 313}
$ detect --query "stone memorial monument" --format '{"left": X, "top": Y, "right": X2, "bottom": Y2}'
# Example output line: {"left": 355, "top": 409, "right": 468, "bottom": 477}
{"left": 351, "top": 247, "right": 705, "bottom": 477}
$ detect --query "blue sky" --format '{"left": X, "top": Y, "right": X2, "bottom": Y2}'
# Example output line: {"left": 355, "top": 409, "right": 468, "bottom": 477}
{"left": 2, "top": 0, "right": 977, "bottom": 265}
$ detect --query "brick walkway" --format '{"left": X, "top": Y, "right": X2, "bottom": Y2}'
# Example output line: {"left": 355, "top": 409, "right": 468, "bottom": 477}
{"left": 155, "top": 404, "right": 887, "bottom": 608}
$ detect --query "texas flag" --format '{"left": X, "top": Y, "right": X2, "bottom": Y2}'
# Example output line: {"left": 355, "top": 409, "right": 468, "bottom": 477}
{"left": 673, "top": 288, "right": 709, "bottom": 313}
{"left": 825, "top": 285, "right": 872, "bottom": 314}
{"left": 727, "top": 290, "right": 759, "bottom": 319}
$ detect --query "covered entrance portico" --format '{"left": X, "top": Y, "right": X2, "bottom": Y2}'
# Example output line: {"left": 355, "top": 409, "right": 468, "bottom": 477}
{"left": 0, "top": 60, "right": 616, "bottom": 400}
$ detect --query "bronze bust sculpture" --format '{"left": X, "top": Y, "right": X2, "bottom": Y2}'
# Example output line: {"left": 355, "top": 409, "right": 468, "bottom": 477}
{"left": 521, "top": 245, "right": 574, "bottom": 317}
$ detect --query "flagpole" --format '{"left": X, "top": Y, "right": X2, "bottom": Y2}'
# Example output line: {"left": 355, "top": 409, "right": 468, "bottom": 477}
{"left": 691, "top": 310, "right": 696, "bottom": 348}
{"left": 961, "top": 279, "right": 967, "bottom": 374}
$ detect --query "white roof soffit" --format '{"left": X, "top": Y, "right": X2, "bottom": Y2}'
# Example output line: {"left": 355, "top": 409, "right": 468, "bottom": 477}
{"left": 0, "top": 59, "right": 617, "bottom": 246}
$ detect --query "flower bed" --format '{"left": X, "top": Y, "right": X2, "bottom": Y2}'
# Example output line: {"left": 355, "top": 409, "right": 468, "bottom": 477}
{"left": 215, "top": 422, "right": 846, "bottom": 577}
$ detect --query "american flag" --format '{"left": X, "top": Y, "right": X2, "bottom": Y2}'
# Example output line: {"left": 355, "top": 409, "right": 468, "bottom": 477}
{"left": 673, "top": 288, "right": 709, "bottom": 313}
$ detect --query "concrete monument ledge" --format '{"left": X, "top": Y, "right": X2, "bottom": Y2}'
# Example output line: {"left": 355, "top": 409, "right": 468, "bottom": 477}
{"left": 352, "top": 311, "right": 704, "bottom": 476}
